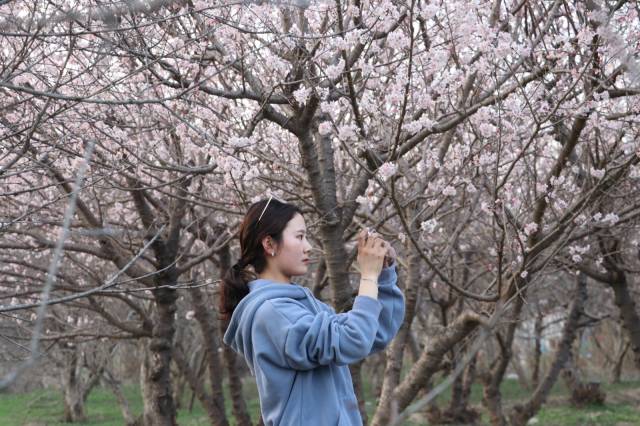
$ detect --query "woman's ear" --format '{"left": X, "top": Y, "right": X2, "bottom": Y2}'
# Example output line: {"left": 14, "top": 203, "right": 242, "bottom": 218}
{"left": 261, "top": 236, "right": 276, "bottom": 256}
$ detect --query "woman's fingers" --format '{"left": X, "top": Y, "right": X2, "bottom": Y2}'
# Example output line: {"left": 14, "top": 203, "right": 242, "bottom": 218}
{"left": 357, "top": 229, "right": 367, "bottom": 248}
{"left": 358, "top": 229, "right": 389, "bottom": 254}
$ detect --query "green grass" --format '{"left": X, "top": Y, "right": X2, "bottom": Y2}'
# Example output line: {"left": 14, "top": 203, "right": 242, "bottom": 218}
{"left": 0, "top": 385, "right": 211, "bottom": 425}
{"left": 536, "top": 403, "right": 640, "bottom": 426}
{"left": 1, "top": 379, "right": 639, "bottom": 425}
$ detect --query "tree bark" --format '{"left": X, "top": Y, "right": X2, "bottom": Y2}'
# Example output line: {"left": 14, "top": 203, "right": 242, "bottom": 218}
{"left": 129, "top": 178, "right": 185, "bottom": 426}
{"left": 172, "top": 344, "right": 220, "bottom": 423}
{"left": 371, "top": 251, "right": 420, "bottom": 426}
{"left": 61, "top": 347, "right": 87, "bottom": 423}
{"left": 460, "top": 353, "right": 477, "bottom": 408}
{"left": 143, "top": 285, "right": 178, "bottom": 426}
{"left": 609, "top": 274, "right": 640, "bottom": 370}
{"left": 612, "top": 341, "right": 630, "bottom": 383}
{"left": 392, "top": 312, "right": 483, "bottom": 413}
{"left": 297, "top": 131, "right": 351, "bottom": 311}
{"left": 349, "top": 361, "right": 368, "bottom": 424}
{"left": 188, "top": 283, "right": 231, "bottom": 426}
{"left": 580, "top": 235, "right": 640, "bottom": 370}
{"left": 102, "top": 369, "right": 139, "bottom": 426}
{"left": 510, "top": 351, "right": 530, "bottom": 390}
{"left": 531, "top": 309, "right": 543, "bottom": 388}
{"left": 508, "top": 274, "right": 587, "bottom": 426}
{"left": 139, "top": 343, "right": 155, "bottom": 426}
{"left": 218, "top": 245, "right": 253, "bottom": 426}
{"left": 561, "top": 350, "right": 605, "bottom": 407}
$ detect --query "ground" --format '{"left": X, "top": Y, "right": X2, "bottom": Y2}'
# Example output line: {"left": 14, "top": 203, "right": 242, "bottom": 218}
{"left": 0, "top": 379, "right": 639, "bottom": 425}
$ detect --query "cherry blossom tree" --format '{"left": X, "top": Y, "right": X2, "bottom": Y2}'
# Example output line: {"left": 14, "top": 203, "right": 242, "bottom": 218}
{"left": 1, "top": 0, "right": 639, "bottom": 425}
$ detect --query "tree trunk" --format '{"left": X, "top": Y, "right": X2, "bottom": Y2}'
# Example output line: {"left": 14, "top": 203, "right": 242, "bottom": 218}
{"left": 609, "top": 274, "right": 640, "bottom": 370}
{"left": 172, "top": 344, "right": 220, "bottom": 423}
{"left": 140, "top": 343, "right": 155, "bottom": 426}
{"left": 128, "top": 174, "right": 187, "bottom": 426}
{"left": 460, "top": 353, "right": 477, "bottom": 408}
{"left": 142, "top": 286, "right": 178, "bottom": 426}
{"left": 562, "top": 351, "right": 605, "bottom": 407}
{"left": 508, "top": 274, "right": 587, "bottom": 426}
{"left": 189, "top": 283, "right": 231, "bottom": 426}
{"left": 439, "top": 351, "right": 479, "bottom": 425}
{"left": 481, "top": 329, "right": 515, "bottom": 426}
{"left": 371, "top": 251, "right": 421, "bottom": 426}
{"left": 612, "top": 341, "right": 630, "bottom": 384}
{"left": 349, "top": 361, "right": 368, "bottom": 424}
{"left": 296, "top": 131, "right": 352, "bottom": 311}
{"left": 103, "top": 369, "right": 139, "bottom": 426}
{"left": 510, "top": 351, "right": 530, "bottom": 390}
{"left": 531, "top": 310, "right": 543, "bottom": 388}
{"left": 61, "top": 347, "right": 87, "bottom": 423}
{"left": 392, "top": 312, "right": 482, "bottom": 413}
{"left": 218, "top": 246, "right": 253, "bottom": 426}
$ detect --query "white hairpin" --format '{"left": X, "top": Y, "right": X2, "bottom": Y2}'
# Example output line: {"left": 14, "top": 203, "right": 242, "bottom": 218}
{"left": 257, "top": 195, "right": 273, "bottom": 222}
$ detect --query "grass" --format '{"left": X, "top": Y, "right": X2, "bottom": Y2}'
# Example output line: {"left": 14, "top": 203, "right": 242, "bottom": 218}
{"left": 535, "top": 403, "right": 640, "bottom": 426}
{"left": 1, "top": 379, "right": 639, "bottom": 425}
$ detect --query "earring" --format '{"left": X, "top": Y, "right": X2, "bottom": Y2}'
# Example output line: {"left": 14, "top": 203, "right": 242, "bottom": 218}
{"left": 271, "top": 252, "right": 275, "bottom": 256}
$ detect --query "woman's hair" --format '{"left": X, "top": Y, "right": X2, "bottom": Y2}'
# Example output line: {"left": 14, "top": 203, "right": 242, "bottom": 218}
{"left": 219, "top": 198, "right": 302, "bottom": 321}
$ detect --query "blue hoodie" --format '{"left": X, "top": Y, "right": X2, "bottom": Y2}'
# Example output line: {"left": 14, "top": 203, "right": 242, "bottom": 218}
{"left": 223, "top": 264, "right": 405, "bottom": 426}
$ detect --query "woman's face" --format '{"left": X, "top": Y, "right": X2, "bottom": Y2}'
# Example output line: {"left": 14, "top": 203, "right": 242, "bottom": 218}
{"left": 271, "top": 213, "right": 313, "bottom": 278}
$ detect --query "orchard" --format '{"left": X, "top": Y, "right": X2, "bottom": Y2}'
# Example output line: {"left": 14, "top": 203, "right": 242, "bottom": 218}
{"left": 1, "top": 0, "right": 639, "bottom": 425}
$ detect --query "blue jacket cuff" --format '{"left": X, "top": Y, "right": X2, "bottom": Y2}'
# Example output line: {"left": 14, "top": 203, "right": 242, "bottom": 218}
{"left": 353, "top": 295, "right": 382, "bottom": 314}
{"left": 378, "top": 263, "right": 397, "bottom": 287}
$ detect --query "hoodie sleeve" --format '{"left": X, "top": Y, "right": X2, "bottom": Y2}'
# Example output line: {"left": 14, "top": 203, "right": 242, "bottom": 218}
{"left": 368, "top": 262, "right": 405, "bottom": 355}
{"left": 253, "top": 295, "right": 383, "bottom": 370}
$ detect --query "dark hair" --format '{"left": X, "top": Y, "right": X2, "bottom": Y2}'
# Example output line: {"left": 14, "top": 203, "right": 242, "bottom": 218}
{"left": 219, "top": 198, "right": 302, "bottom": 321}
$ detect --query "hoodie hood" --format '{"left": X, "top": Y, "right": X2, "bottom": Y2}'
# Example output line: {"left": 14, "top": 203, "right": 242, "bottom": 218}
{"left": 222, "top": 280, "right": 309, "bottom": 374}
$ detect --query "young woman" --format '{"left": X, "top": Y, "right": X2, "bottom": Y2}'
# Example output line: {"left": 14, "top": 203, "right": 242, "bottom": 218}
{"left": 221, "top": 198, "right": 405, "bottom": 426}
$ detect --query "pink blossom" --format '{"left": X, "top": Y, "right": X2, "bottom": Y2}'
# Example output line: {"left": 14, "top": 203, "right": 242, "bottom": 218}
{"left": 325, "top": 59, "right": 344, "bottom": 80}
{"left": 523, "top": 223, "right": 538, "bottom": 236}
{"left": 378, "top": 162, "right": 397, "bottom": 180}
{"left": 387, "top": 31, "right": 410, "bottom": 50}
{"left": 590, "top": 168, "right": 605, "bottom": 178}
{"left": 420, "top": 219, "right": 438, "bottom": 233}
{"left": 338, "top": 124, "right": 357, "bottom": 141}
{"left": 442, "top": 185, "right": 456, "bottom": 196}
{"left": 293, "top": 86, "right": 310, "bottom": 105}
{"left": 318, "top": 122, "right": 332, "bottom": 135}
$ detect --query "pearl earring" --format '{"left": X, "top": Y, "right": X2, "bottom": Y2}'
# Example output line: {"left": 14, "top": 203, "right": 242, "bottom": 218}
{"left": 271, "top": 252, "right": 275, "bottom": 256}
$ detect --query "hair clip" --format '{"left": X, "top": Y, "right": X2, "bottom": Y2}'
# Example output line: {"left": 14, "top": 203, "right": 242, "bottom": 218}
{"left": 257, "top": 195, "right": 273, "bottom": 222}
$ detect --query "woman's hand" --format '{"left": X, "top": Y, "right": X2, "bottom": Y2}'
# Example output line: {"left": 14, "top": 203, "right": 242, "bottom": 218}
{"left": 356, "top": 229, "right": 387, "bottom": 280}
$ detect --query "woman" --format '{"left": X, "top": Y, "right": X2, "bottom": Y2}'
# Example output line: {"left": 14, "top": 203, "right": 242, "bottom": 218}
{"left": 221, "top": 197, "right": 405, "bottom": 425}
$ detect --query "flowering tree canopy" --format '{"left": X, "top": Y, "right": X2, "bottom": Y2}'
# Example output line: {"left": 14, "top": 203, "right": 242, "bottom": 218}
{"left": 1, "top": 0, "right": 639, "bottom": 424}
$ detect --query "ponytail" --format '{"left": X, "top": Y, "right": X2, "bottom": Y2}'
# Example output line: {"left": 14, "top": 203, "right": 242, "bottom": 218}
{"left": 219, "top": 260, "right": 252, "bottom": 322}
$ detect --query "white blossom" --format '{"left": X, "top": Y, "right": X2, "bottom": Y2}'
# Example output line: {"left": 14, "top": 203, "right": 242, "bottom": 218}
{"left": 601, "top": 212, "right": 619, "bottom": 225}
{"left": 378, "top": 162, "right": 398, "bottom": 180}
{"left": 318, "top": 121, "right": 332, "bottom": 135}
{"left": 523, "top": 222, "right": 538, "bottom": 236}
{"left": 590, "top": 168, "right": 605, "bottom": 179}
{"left": 420, "top": 218, "right": 438, "bottom": 233}
{"left": 442, "top": 185, "right": 456, "bottom": 196}
{"left": 293, "top": 86, "right": 311, "bottom": 105}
